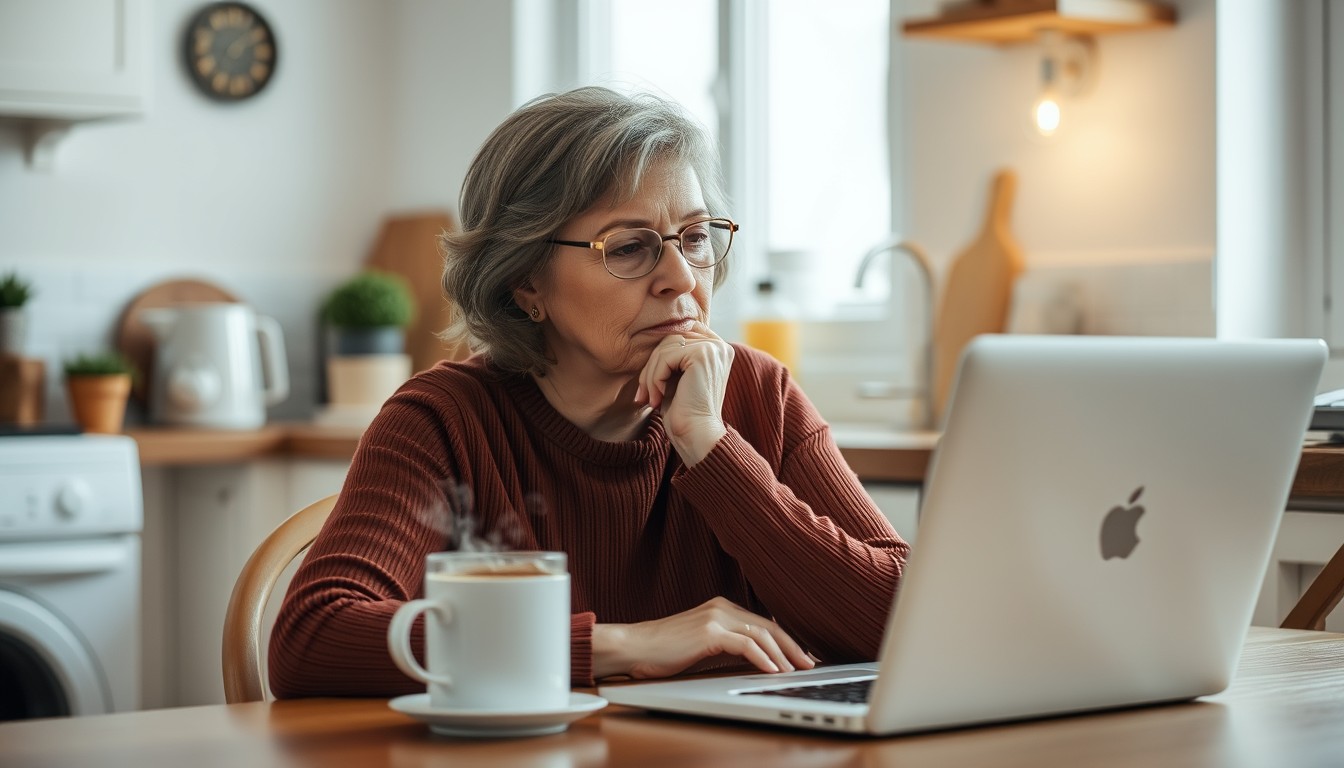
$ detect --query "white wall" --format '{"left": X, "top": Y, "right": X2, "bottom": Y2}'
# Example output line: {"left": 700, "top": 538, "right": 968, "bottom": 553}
{"left": 0, "top": 0, "right": 1227, "bottom": 427}
{"left": 386, "top": 0, "right": 517, "bottom": 213}
{"left": 0, "top": 0, "right": 518, "bottom": 421}
{"left": 896, "top": 0, "right": 1215, "bottom": 275}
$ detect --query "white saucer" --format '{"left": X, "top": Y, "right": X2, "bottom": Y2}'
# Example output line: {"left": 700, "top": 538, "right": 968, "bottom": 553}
{"left": 389, "top": 692, "right": 608, "bottom": 738}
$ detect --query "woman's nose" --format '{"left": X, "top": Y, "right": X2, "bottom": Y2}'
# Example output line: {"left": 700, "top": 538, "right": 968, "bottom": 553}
{"left": 649, "top": 239, "right": 697, "bottom": 294}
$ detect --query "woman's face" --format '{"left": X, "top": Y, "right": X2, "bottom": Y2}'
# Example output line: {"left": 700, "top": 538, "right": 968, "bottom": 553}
{"left": 519, "top": 160, "right": 715, "bottom": 381}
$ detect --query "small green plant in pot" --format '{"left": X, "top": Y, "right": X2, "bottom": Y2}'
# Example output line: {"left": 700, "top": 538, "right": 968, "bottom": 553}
{"left": 322, "top": 270, "right": 416, "bottom": 355}
{"left": 321, "top": 271, "right": 417, "bottom": 413}
{"left": 64, "top": 351, "right": 135, "bottom": 434}
{"left": 0, "top": 271, "right": 36, "bottom": 355}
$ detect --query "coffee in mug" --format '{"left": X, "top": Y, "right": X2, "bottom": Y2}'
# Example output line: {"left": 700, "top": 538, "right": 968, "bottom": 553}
{"left": 388, "top": 551, "right": 569, "bottom": 711}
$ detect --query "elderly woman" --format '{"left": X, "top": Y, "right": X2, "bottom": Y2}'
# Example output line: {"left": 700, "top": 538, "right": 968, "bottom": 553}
{"left": 269, "top": 86, "right": 909, "bottom": 697}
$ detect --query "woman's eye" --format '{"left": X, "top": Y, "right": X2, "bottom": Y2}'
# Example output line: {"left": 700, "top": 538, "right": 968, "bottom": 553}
{"left": 682, "top": 225, "right": 711, "bottom": 247}
{"left": 607, "top": 241, "right": 649, "bottom": 259}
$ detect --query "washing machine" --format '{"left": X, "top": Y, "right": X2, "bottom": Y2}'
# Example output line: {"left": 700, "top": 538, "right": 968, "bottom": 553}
{"left": 0, "top": 434, "right": 142, "bottom": 721}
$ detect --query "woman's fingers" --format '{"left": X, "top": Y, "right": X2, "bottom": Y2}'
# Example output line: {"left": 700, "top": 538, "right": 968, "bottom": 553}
{"left": 708, "top": 599, "right": 814, "bottom": 675}
{"left": 722, "top": 626, "right": 782, "bottom": 673}
{"left": 743, "top": 622, "right": 815, "bottom": 673}
{"left": 733, "top": 620, "right": 815, "bottom": 674}
{"left": 637, "top": 327, "right": 726, "bottom": 411}
{"left": 641, "top": 335, "right": 694, "bottom": 410}
{"left": 598, "top": 598, "right": 814, "bottom": 680}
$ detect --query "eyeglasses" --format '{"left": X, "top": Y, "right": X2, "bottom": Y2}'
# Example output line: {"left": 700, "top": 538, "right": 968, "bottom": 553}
{"left": 548, "top": 217, "right": 738, "bottom": 280}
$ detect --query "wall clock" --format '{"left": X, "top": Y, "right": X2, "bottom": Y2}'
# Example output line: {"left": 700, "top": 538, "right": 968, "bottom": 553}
{"left": 184, "top": 2, "right": 277, "bottom": 101}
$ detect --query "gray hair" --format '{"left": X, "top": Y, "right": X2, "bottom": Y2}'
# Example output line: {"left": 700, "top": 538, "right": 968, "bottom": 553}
{"left": 438, "top": 86, "right": 731, "bottom": 375}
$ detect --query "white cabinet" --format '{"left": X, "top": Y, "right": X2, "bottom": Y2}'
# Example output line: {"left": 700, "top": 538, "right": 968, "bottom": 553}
{"left": 0, "top": 0, "right": 149, "bottom": 168}
{"left": 0, "top": 0, "right": 148, "bottom": 118}
{"left": 141, "top": 458, "right": 350, "bottom": 708}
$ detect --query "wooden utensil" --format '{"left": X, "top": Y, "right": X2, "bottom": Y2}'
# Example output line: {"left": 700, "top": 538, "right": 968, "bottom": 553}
{"left": 931, "top": 169, "right": 1026, "bottom": 421}
{"left": 115, "top": 278, "right": 240, "bottom": 407}
{"left": 0, "top": 354, "right": 45, "bottom": 425}
{"left": 365, "top": 211, "right": 470, "bottom": 374}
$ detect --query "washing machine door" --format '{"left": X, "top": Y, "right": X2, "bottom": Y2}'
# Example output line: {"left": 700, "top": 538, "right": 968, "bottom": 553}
{"left": 0, "top": 590, "right": 110, "bottom": 720}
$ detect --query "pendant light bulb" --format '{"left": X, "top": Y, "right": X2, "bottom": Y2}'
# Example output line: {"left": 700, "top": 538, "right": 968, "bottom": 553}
{"left": 1032, "top": 55, "right": 1062, "bottom": 138}
{"left": 1033, "top": 92, "right": 1062, "bottom": 137}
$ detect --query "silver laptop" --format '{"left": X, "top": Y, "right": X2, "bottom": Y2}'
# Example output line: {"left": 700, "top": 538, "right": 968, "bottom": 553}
{"left": 599, "top": 335, "right": 1326, "bottom": 735}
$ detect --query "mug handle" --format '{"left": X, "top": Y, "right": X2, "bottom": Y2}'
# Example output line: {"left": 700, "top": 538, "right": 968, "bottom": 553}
{"left": 387, "top": 598, "right": 454, "bottom": 686}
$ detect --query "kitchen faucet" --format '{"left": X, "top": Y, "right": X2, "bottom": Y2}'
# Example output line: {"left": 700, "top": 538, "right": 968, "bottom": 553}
{"left": 853, "top": 236, "right": 936, "bottom": 430}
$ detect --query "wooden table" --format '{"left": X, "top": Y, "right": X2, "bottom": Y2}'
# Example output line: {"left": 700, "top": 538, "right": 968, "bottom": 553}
{"left": 2, "top": 628, "right": 1342, "bottom": 767}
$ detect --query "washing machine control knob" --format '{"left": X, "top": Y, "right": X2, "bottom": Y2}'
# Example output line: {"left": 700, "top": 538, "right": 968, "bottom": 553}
{"left": 55, "top": 480, "right": 93, "bottom": 522}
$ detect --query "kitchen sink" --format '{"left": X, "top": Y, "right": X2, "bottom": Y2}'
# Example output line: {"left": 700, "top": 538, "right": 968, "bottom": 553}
{"left": 795, "top": 313, "right": 931, "bottom": 432}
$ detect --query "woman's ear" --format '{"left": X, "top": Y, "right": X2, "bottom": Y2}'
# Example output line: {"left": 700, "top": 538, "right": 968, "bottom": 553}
{"left": 513, "top": 280, "right": 542, "bottom": 320}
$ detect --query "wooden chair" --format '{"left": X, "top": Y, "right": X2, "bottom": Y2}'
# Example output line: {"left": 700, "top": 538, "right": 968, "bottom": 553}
{"left": 1281, "top": 541, "right": 1344, "bottom": 631}
{"left": 221, "top": 494, "right": 338, "bottom": 704}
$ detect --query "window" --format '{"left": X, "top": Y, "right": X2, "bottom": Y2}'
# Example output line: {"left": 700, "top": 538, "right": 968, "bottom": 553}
{"left": 1327, "top": 1, "right": 1344, "bottom": 346}
{"left": 576, "top": 0, "right": 892, "bottom": 332}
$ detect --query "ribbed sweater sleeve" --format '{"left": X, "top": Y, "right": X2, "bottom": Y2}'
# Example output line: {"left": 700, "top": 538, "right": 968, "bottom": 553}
{"left": 268, "top": 348, "right": 909, "bottom": 698}
{"left": 674, "top": 350, "right": 907, "bottom": 661}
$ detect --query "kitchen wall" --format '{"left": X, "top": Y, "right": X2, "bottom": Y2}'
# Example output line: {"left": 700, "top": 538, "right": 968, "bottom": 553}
{"left": 895, "top": 0, "right": 1215, "bottom": 335}
{"left": 0, "top": 0, "right": 1225, "bottom": 424}
{"left": 0, "top": 0, "right": 518, "bottom": 421}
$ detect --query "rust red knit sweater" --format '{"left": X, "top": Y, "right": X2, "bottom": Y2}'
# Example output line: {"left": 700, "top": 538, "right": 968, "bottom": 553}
{"left": 268, "top": 344, "right": 909, "bottom": 698}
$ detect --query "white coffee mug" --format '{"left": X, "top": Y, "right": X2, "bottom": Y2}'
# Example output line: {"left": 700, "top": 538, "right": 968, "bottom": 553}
{"left": 388, "top": 551, "right": 570, "bottom": 711}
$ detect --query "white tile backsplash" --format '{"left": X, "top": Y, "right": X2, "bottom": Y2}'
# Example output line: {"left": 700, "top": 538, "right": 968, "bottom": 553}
{"left": 800, "top": 255, "right": 1216, "bottom": 429}
{"left": 1008, "top": 257, "right": 1215, "bottom": 338}
{"left": 5, "top": 259, "right": 349, "bottom": 425}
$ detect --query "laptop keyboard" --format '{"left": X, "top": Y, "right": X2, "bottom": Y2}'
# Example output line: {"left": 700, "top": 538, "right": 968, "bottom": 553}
{"left": 739, "top": 678, "right": 874, "bottom": 705}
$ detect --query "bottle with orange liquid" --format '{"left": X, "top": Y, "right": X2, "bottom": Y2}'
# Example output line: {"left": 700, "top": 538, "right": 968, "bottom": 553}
{"left": 742, "top": 279, "right": 800, "bottom": 374}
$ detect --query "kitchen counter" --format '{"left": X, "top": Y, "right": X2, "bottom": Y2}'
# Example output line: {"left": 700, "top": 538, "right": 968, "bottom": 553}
{"left": 126, "top": 422, "right": 935, "bottom": 483}
{"left": 125, "top": 423, "right": 365, "bottom": 466}
{"left": 124, "top": 424, "right": 1344, "bottom": 501}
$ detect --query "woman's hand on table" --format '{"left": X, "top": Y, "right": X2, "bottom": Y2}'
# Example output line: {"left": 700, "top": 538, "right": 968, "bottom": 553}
{"left": 591, "top": 597, "right": 815, "bottom": 680}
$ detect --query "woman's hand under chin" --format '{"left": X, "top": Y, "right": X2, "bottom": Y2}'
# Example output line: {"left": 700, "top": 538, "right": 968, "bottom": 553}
{"left": 634, "top": 324, "right": 734, "bottom": 466}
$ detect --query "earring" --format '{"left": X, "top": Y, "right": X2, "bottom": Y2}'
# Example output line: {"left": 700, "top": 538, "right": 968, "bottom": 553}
{"left": 529, "top": 306, "right": 541, "bottom": 320}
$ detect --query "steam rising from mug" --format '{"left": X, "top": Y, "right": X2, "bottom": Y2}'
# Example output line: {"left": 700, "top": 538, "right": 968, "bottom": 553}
{"left": 413, "top": 477, "right": 551, "bottom": 554}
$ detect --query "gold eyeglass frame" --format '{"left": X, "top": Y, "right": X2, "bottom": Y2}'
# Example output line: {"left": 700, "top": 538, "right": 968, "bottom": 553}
{"left": 547, "top": 217, "right": 739, "bottom": 279}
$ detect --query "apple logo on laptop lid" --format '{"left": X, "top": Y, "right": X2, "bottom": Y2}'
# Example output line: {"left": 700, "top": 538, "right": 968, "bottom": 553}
{"left": 1101, "top": 487, "right": 1145, "bottom": 560}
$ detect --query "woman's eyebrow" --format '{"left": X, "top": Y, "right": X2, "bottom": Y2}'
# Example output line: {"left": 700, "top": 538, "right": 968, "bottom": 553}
{"left": 597, "top": 218, "right": 654, "bottom": 232}
{"left": 592, "top": 210, "right": 713, "bottom": 236}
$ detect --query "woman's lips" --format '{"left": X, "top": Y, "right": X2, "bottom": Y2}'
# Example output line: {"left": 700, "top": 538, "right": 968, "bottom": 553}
{"left": 640, "top": 318, "right": 697, "bottom": 335}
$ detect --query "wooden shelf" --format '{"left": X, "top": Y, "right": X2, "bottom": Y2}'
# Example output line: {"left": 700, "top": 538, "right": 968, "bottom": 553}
{"left": 903, "top": 0, "right": 1176, "bottom": 45}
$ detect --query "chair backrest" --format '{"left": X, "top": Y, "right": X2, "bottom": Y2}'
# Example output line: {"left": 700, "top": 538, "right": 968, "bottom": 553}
{"left": 1281, "top": 541, "right": 1344, "bottom": 631}
{"left": 221, "top": 493, "right": 338, "bottom": 704}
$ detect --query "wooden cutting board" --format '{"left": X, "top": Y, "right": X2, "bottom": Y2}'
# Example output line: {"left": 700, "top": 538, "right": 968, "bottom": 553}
{"left": 115, "top": 278, "right": 240, "bottom": 407}
{"left": 365, "top": 211, "right": 470, "bottom": 374}
{"left": 931, "top": 169, "right": 1026, "bottom": 421}
{"left": 0, "top": 354, "right": 45, "bottom": 425}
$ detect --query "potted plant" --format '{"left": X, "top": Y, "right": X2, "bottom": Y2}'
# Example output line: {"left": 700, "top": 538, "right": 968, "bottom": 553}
{"left": 322, "top": 270, "right": 416, "bottom": 354}
{"left": 64, "top": 351, "right": 135, "bottom": 434}
{"left": 320, "top": 270, "right": 416, "bottom": 415}
{"left": 0, "top": 271, "right": 35, "bottom": 355}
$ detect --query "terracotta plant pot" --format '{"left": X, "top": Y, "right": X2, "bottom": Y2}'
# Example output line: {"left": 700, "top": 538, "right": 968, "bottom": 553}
{"left": 67, "top": 373, "right": 132, "bottom": 434}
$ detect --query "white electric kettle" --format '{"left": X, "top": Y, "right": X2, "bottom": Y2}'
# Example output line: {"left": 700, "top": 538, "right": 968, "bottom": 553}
{"left": 141, "top": 302, "right": 289, "bottom": 429}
